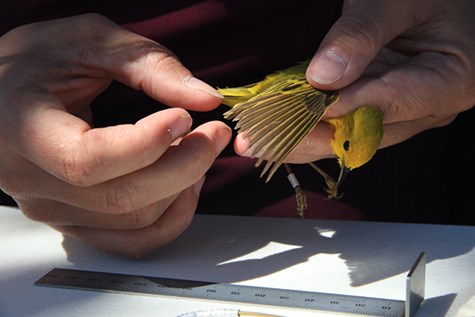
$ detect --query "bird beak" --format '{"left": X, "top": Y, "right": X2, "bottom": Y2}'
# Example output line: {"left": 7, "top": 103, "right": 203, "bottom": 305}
{"left": 337, "top": 166, "right": 350, "bottom": 189}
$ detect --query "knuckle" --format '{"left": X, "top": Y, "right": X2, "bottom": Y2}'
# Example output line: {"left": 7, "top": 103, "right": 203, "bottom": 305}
{"left": 58, "top": 133, "right": 108, "bottom": 187}
{"left": 0, "top": 175, "right": 24, "bottom": 198}
{"left": 146, "top": 50, "right": 180, "bottom": 72}
{"left": 334, "top": 13, "right": 383, "bottom": 54}
{"left": 174, "top": 213, "right": 194, "bottom": 232}
{"left": 118, "top": 210, "right": 194, "bottom": 258}
{"left": 139, "top": 51, "right": 182, "bottom": 92}
{"left": 130, "top": 204, "right": 163, "bottom": 228}
{"left": 19, "top": 205, "right": 42, "bottom": 222}
{"left": 77, "top": 12, "right": 109, "bottom": 24}
{"left": 0, "top": 169, "right": 38, "bottom": 200}
{"left": 71, "top": 13, "right": 114, "bottom": 35}
{"left": 59, "top": 153, "right": 96, "bottom": 187}
{"left": 65, "top": 13, "right": 121, "bottom": 65}
{"left": 103, "top": 182, "right": 141, "bottom": 213}
{"left": 18, "top": 201, "right": 51, "bottom": 223}
{"left": 23, "top": 210, "right": 50, "bottom": 224}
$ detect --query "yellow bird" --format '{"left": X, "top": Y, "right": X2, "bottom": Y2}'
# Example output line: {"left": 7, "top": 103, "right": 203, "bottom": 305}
{"left": 219, "top": 60, "right": 383, "bottom": 213}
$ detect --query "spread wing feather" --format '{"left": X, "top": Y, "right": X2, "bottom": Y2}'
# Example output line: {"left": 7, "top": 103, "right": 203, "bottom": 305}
{"left": 224, "top": 78, "right": 333, "bottom": 182}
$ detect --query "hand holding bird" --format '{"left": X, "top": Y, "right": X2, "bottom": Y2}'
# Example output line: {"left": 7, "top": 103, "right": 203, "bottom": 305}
{"left": 218, "top": 60, "right": 383, "bottom": 216}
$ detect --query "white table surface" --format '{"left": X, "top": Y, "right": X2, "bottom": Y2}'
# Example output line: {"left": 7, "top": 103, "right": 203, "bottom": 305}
{"left": 0, "top": 205, "right": 474, "bottom": 317}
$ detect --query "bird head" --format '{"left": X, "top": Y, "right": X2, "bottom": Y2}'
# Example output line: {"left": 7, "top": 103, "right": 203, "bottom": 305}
{"left": 327, "top": 106, "right": 384, "bottom": 188}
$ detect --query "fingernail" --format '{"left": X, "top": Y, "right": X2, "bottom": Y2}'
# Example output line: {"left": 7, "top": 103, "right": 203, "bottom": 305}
{"left": 192, "top": 176, "right": 206, "bottom": 196}
{"left": 169, "top": 112, "right": 192, "bottom": 139}
{"left": 310, "top": 51, "right": 348, "bottom": 85}
{"left": 184, "top": 76, "right": 223, "bottom": 99}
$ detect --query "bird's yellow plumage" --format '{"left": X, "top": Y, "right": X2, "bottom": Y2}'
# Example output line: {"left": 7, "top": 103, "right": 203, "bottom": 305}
{"left": 328, "top": 106, "right": 383, "bottom": 171}
{"left": 218, "top": 60, "right": 383, "bottom": 215}
{"left": 219, "top": 61, "right": 311, "bottom": 107}
{"left": 220, "top": 60, "right": 340, "bottom": 182}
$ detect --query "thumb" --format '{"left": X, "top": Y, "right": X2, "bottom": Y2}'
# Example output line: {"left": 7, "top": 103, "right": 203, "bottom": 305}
{"left": 306, "top": 1, "right": 416, "bottom": 90}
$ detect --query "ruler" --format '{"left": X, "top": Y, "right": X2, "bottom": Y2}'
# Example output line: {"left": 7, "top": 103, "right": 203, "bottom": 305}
{"left": 35, "top": 252, "right": 425, "bottom": 317}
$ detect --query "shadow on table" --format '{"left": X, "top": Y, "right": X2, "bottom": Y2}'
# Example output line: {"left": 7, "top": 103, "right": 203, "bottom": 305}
{"left": 61, "top": 214, "right": 475, "bottom": 286}
{"left": 62, "top": 215, "right": 474, "bottom": 316}
{"left": 417, "top": 293, "right": 456, "bottom": 317}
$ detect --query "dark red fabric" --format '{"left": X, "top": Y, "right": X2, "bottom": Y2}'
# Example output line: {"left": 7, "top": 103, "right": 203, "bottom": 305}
{"left": 0, "top": 1, "right": 473, "bottom": 224}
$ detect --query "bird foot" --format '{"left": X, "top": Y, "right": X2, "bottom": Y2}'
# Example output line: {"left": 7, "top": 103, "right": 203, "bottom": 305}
{"left": 308, "top": 162, "right": 343, "bottom": 200}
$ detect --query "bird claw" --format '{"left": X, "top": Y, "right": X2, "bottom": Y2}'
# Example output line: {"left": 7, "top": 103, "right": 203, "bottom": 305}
{"left": 308, "top": 162, "right": 342, "bottom": 200}
{"left": 323, "top": 180, "right": 343, "bottom": 200}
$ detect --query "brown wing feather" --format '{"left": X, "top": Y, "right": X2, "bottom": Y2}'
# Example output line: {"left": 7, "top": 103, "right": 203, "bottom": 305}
{"left": 224, "top": 78, "right": 334, "bottom": 182}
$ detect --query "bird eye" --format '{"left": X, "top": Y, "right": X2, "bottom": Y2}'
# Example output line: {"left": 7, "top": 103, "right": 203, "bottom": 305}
{"left": 343, "top": 140, "right": 350, "bottom": 151}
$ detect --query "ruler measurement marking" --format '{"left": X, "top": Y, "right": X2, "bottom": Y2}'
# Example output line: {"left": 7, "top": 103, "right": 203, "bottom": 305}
{"left": 35, "top": 253, "right": 426, "bottom": 317}
{"left": 35, "top": 268, "right": 405, "bottom": 317}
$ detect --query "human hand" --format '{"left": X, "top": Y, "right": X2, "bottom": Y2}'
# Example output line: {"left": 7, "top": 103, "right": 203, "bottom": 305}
{"left": 0, "top": 14, "right": 231, "bottom": 257}
{"left": 282, "top": 0, "right": 475, "bottom": 163}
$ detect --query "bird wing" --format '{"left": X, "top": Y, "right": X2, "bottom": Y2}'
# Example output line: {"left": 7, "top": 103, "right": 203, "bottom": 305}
{"left": 224, "top": 78, "right": 332, "bottom": 182}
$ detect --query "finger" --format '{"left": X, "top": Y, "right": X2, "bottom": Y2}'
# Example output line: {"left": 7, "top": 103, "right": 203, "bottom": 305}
{"left": 234, "top": 123, "right": 335, "bottom": 164}
{"left": 306, "top": 1, "right": 427, "bottom": 89}
{"left": 17, "top": 120, "right": 229, "bottom": 213}
{"left": 54, "top": 177, "right": 205, "bottom": 257}
{"left": 285, "top": 122, "right": 335, "bottom": 163}
{"left": 17, "top": 194, "right": 177, "bottom": 230}
{"left": 380, "top": 115, "right": 455, "bottom": 149}
{"left": 69, "top": 14, "right": 223, "bottom": 110}
{"left": 15, "top": 104, "right": 194, "bottom": 187}
{"left": 16, "top": 13, "right": 223, "bottom": 110}
{"left": 5, "top": 14, "right": 225, "bottom": 189}
{"left": 327, "top": 51, "right": 471, "bottom": 121}
{"left": 80, "top": 121, "right": 229, "bottom": 213}
{"left": 324, "top": 76, "right": 390, "bottom": 119}
{"left": 377, "top": 52, "right": 473, "bottom": 120}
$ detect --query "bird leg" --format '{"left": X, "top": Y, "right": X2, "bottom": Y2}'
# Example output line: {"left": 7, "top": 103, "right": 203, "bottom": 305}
{"left": 308, "top": 162, "right": 342, "bottom": 200}
{"left": 284, "top": 164, "right": 307, "bottom": 218}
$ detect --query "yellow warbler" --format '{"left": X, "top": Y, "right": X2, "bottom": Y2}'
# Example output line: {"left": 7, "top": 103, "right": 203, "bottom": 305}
{"left": 219, "top": 60, "right": 383, "bottom": 213}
